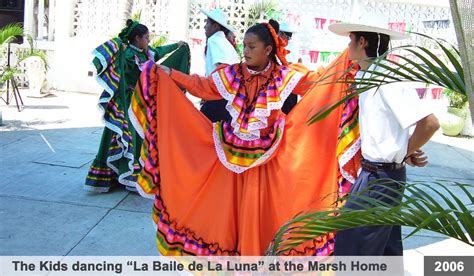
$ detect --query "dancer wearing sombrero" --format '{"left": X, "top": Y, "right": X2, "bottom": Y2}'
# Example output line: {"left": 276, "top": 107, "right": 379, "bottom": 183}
{"left": 328, "top": 14, "right": 439, "bottom": 256}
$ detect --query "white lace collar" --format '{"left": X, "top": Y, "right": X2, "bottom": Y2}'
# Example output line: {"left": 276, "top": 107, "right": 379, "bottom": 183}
{"left": 246, "top": 61, "right": 272, "bottom": 75}
{"left": 129, "top": 44, "right": 144, "bottom": 52}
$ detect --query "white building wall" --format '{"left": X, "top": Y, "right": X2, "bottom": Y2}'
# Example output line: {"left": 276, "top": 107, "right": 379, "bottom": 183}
{"left": 20, "top": 0, "right": 454, "bottom": 93}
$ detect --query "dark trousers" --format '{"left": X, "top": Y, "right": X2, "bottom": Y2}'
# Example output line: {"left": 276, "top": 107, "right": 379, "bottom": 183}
{"left": 334, "top": 165, "right": 406, "bottom": 256}
{"left": 201, "top": 94, "right": 298, "bottom": 122}
{"left": 282, "top": 93, "right": 298, "bottom": 115}
{"left": 200, "top": 99, "right": 231, "bottom": 122}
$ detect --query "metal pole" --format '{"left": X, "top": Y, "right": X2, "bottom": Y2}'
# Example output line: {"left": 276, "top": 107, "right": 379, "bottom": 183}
{"left": 5, "top": 43, "right": 12, "bottom": 105}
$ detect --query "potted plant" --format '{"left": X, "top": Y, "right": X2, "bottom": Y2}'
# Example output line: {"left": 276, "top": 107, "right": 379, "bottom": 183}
{"left": 441, "top": 88, "right": 468, "bottom": 136}
{"left": 0, "top": 23, "right": 48, "bottom": 98}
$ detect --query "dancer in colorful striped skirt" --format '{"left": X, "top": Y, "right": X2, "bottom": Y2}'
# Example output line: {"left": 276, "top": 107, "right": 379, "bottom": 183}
{"left": 85, "top": 19, "right": 190, "bottom": 192}
{"left": 130, "top": 19, "right": 361, "bottom": 256}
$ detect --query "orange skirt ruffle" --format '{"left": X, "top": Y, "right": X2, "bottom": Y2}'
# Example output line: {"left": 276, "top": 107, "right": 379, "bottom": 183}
{"left": 130, "top": 50, "right": 360, "bottom": 256}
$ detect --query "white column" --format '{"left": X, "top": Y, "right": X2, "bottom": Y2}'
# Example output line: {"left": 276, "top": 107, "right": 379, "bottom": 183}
{"left": 167, "top": 0, "right": 190, "bottom": 41}
{"left": 351, "top": 0, "right": 362, "bottom": 21}
{"left": 37, "top": 0, "right": 45, "bottom": 40}
{"left": 54, "top": 0, "right": 75, "bottom": 40}
{"left": 47, "top": 0, "right": 55, "bottom": 41}
{"left": 23, "top": 0, "right": 35, "bottom": 39}
{"left": 48, "top": 0, "right": 75, "bottom": 93}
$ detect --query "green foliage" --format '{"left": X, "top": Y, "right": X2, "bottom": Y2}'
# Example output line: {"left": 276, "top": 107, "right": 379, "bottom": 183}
{"left": 0, "top": 24, "right": 48, "bottom": 92}
{"left": 0, "top": 23, "right": 23, "bottom": 45}
{"left": 308, "top": 32, "right": 466, "bottom": 124}
{"left": 443, "top": 88, "right": 468, "bottom": 108}
{"left": 150, "top": 34, "right": 169, "bottom": 48}
{"left": 267, "top": 181, "right": 474, "bottom": 255}
{"left": 247, "top": 0, "right": 281, "bottom": 27}
{"left": 131, "top": 10, "right": 142, "bottom": 22}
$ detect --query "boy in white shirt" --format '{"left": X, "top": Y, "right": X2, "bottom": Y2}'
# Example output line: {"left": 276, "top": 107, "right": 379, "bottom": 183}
{"left": 329, "top": 16, "right": 440, "bottom": 256}
{"left": 200, "top": 8, "right": 240, "bottom": 122}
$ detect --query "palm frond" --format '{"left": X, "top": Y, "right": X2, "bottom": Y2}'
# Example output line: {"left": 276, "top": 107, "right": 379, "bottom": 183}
{"left": 246, "top": 0, "right": 279, "bottom": 27}
{"left": 266, "top": 181, "right": 474, "bottom": 255}
{"left": 16, "top": 48, "right": 49, "bottom": 70}
{"left": 307, "top": 32, "right": 465, "bottom": 124}
{"left": 444, "top": 88, "right": 468, "bottom": 108}
{"left": 1, "top": 67, "right": 17, "bottom": 85}
{"left": 0, "top": 23, "right": 24, "bottom": 46}
{"left": 150, "top": 34, "right": 169, "bottom": 48}
{"left": 132, "top": 10, "right": 142, "bottom": 22}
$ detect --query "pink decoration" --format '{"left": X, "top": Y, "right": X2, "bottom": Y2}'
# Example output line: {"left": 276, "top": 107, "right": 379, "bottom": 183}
{"left": 309, "top": 50, "right": 320, "bottom": 63}
{"left": 415, "top": 88, "right": 428, "bottom": 99}
{"left": 314, "top": 17, "right": 328, "bottom": 29}
{"left": 431, "top": 88, "right": 443, "bottom": 99}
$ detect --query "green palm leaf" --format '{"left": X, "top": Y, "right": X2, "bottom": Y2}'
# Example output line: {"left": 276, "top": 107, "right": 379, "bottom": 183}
{"left": 266, "top": 181, "right": 474, "bottom": 255}
{"left": 307, "top": 32, "right": 466, "bottom": 124}
{"left": 0, "top": 23, "right": 24, "bottom": 46}
{"left": 150, "top": 34, "right": 169, "bottom": 48}
{"left": 1, "top": 26, "right": 48, "bottom": 88}
{"left": 16, "top": 48, "right": 49, "bottom": 70}
{"left": 132, "top": 10, "right": 142, "bottom": 22}
{"left": 246, "top": 0, "right": 279, "bottom": 27}
{"left": 1, "top": 68, "right": 17, "bottom": 85}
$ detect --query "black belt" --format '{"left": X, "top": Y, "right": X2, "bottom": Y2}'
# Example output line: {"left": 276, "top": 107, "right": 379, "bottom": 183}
{"left": 361, "top": 159, "right": 405, "bottom": 173}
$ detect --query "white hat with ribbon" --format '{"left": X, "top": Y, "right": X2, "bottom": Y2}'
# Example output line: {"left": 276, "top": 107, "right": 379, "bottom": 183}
{"left": 200, "top": 8, "right": 236, "bottom": 33}
{"left": 328, "top": 14, "right": 410, "bottom": 40}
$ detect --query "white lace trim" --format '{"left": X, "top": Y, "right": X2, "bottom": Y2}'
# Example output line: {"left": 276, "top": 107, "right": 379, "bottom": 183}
{"left": 93, "top": 93, "right": 138, "bottom": 190}
{"left": 92, "top": 46, "right": 119, "bottom": 107}
{"left": 96, "top": 76, "right": 115, "bottom": 107}
{"left": 93, "top": 51, "right": 117, "bottom": 107}
{"left": 132, "top": 46, "right": 155, "bottom": 71}
{"left": 136, "top": 181, "right": 156, "bottom": 200}
{"left": 135, "top": 56, "right": 145, "bottom": 71}
{"left": 212, "top": 68, "right": 303, "bottom": 141}
{"left": 93, "top": 98, "right": 137, "bottom": 189}
{"left": 83, "top": 185, "right": 111, "bottom": 193}
{"left": 92, "top": 86, "right": 136, "bottom": 187}
{"left": 92, "top": 49, "right": 108, "bottom": 75}
{"left": 128, "top": 105, "right": 145, "bottom": 139}
{"left": 128, "top": 104, "right": 147, "bottom": 168}
{"left": 129, "top": 44, "right": 144, "bottom": 52}
{"left": 148, "top": 49, "right": 156, "bottom": 60}
{"left": 103, "top": 123, "right": 137, "bottom": 188}
{"left": 338, "top": 137, "right": 361, "bottom": 184}
{"left": 135, "top": 54, "right": 154, "bottom": 71}
{"left": 91, "top": 46, "right": 138, "bottom": 188}
{"left": 212, "top": 119, "right": 285, "bottom": 174}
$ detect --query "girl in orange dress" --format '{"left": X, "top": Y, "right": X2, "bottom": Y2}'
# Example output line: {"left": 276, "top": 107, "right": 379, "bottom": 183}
{"left": 130, "top": 20, "right": 361, "bottom": 256}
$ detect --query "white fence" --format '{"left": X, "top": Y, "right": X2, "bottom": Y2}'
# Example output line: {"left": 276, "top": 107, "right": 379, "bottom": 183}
{"left": 12, "top": 0, "right": 455, "bottom": 91}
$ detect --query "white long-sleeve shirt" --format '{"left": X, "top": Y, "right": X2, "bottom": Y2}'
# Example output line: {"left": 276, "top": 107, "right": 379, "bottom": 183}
{"left": 205, "top": 31, "right": 240, "bottom": 76}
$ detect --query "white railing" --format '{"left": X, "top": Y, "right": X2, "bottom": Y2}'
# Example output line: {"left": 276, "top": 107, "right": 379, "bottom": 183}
{"left": 24, "top": 0, "right": 56, "bottom": 41}
{"left": 72, "top": 0, "right": 131, "bottom": 38}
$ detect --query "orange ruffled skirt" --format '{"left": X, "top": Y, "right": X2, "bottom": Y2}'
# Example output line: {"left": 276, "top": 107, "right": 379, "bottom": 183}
{"left": 130, "top": 50, "right": 360, "bottom": 256}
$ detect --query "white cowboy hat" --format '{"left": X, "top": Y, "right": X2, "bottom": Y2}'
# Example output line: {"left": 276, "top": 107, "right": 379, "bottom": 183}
{"left": 200, "top": 8, "right": 236, "bottom": 33}
{"left": 328, "top": 14, "right": 410, "bottom": 40}
{"left": 280, "top": 22, "right": 297, "bottom": 33}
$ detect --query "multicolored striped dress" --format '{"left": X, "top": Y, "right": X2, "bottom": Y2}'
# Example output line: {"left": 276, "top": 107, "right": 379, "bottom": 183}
{"left": 85, "top": 39, "right": 190, "bottom": 192}
{"left": 130, "top": 49, "right": 361, "bottom": 255}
